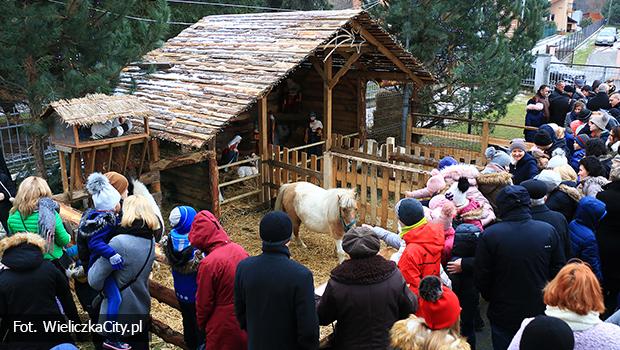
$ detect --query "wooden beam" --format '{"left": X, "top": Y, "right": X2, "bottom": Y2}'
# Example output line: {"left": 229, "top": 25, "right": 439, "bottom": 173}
{"left": 324, "top": 55, "right": 333, "bottom": 151}
{"left": 329, "top": 51, "right": 362, "bottom": 89}
{"left": 309, "top": 56, "right": 326, "bottom": 82}
{"left": 208, "top": 138, "right": 221, "bottom": 217}
{"left": 149, "top": 139, "right": 161, "bottom": 193}
{"left": 350, "top": 21, "right": 425, "bottom": 87}
{"left": 268, "top": 160, "right": 322, "bottom": 180}
{"left": 149, "top": 280, "right": 180, "bottom": 310}
{"left": 258, "top": 96, "right": 269, "bottom": 204}
{"left": 350, "top": 71, "right": 411, "bottom": 81}
{"left": 58, "top": 152, "right": 69, "bottom": 194}
{"left": 149, "top": 150, "right": 212, "bottom": 172}
{"left": 151, "top": 317, "right": 188, "bottom": 350}
{"left": 357, "top": 77, "right": 367, "bottom": 142}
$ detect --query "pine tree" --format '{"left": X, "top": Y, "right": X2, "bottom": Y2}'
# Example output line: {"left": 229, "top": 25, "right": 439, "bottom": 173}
{"left": 370, "top": 0, "right": 548, "bottom": 121}
{"left": 0, "top": 0, "right": 169, "bottom": 177}
{"left": 605, "top": 0, "right": 620, "bottom": 25}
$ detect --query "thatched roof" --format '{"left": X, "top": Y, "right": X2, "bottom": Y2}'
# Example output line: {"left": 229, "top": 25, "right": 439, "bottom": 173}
{"left": 42, "top": 94, "right": 153, "bottom": 126}
{"left": 115, "top": 9, "right": 434, "bottom": 148}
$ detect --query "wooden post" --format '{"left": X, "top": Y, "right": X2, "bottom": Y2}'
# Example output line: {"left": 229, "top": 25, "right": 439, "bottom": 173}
{"left": 357, "top": 77, "right": 367, "bottom": 142}
{"left": 409, "top": 87, "right": 420, "bottom": 150}
{"left": 258, "top": 96, "right": 269, "bottom": 205}
{"left": 324, "top": 55, "right": 333, "bottom": 151}
{"left": 208, "top": 138, "right": 221, "bottom": 218}
{"left": 323, "top": 151, "right": 334, "bottom": 189}
{"left": 150, "top": 139, "right": 161, "bottom": 193}
{"left": 481, "top": 121, "right": 490, "bottom": 156}
{"left": 58, "top": 152, "right": 69, "bottom": 195}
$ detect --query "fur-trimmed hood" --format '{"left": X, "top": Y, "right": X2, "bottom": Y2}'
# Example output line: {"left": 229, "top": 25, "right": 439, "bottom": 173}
{"left": 0, "top": 233, "right": 46, "bottom": 271}
{"left": 0, "top": 233, "right": 45, "bottom": 256}
{"left": 476, "top": 171, "right": 513, "bottom": 186}
{"left": 558, "top": 184, "right": 583, "bottom": 202}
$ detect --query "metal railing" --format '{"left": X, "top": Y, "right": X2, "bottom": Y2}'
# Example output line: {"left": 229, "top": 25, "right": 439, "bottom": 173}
{"left": 548, "top": 62, "right": 620, "bottom": 85}
{"left": 522, "top": 66, "right": 537, "bottom": 88}
{"left": 552, "top": 20, "right": 605, "bottom": 62}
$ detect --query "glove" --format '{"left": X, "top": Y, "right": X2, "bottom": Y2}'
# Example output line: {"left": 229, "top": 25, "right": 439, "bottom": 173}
{"left": 109, "top": 253, "right": 124, "bottom": 271}
{"left": 65, "top": 245, "right": 78, "bottom": 259}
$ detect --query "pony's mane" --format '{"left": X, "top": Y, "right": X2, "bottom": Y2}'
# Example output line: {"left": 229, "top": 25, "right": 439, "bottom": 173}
{"left": 333, "top": 188, "right": 357, "bottom": 208}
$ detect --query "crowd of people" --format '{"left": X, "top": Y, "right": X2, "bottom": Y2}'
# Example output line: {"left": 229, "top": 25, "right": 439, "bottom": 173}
{"left": 5, "top": 79, "right": 620, "bottom": 349}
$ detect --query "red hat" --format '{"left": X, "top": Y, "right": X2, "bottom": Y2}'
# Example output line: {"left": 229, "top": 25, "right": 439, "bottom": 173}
{"left": 416, "top": 276, "right": 461, "bottom": 330}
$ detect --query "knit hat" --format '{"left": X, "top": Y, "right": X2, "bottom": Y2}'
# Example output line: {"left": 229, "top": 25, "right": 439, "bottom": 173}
{"left": 534, "top": 130, "right": 553, "bottom": 147}
{"left": 426, "top": 170, "right": 446, "bottom": 195}
{"left": 445, "top": 177, "right": 470, "bottom": 208}
{"left": 575, "top": 134, "right": 590, "bottom": 149}
{"left": 575, "top": 79, "right": 585, "bottom": 88}
{"left": 520, "top": 316, "right": 574, "bottom": 350}
{"left": 590, "top": 112, "right": 609, "bottom": 130}
{"left": 169, "top": 206, "right": 197, "bottom": 235}
{"left": 547, "top": 148, "right": 568, "bottom": 169}
{"left": 438, "top": 156, "right": 458, "bottom": 170}
{"left": 510, "top": 138, "right": 527, "bottom": 152}
{"left": 259, "top": 211, "right": 292, "bottom": 244}
{"left": 104, "top": 171, "right": 129, "bottom": 196}
{"left": 417, "top": 276, "right": 461, "bottom": 330}
{"left": 576, "top": 108, "right": 592, "bottom": 122}
{"left": 342, "top": 226, "right": 380, "bottom": 259}
{"left": 564, "top": 85, "right": 575, "bottom": 93}
{"left": 521, "top": 179, "right": 549, "bottom": 200}
{"left": 485, "top": 147, "right": 511, "bottom": 169}
{"left": 86, "top": 173, "right": 121, "bottom": 211}
{"left": 395, "top": 198, "right": 425, "bottom": 226}
{"left": 535, "top": 169, "right": 563, "bottom": 192}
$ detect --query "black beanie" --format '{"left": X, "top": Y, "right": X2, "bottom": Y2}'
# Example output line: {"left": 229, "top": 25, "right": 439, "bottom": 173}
{"left": 395, "top": 198, "right": 425, "bottom": 226}
{"left": 520, "top": 316, "right": 574, "bottom": 350}
{"left": 521, "top": 179, "right": 548, "bottom": 200}
{"left": 342, "top": 226, "right": 380, "bottom": 258}
{"left": 259, "top": 211, "right": 292, "bottom": 243}
{"left": 534, "top": 130, "right": 553, "bottom": 147}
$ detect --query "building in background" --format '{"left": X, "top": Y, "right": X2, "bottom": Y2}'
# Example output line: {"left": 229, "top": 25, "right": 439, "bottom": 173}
{"left": 549, "top": 0, "right": 577, "bottom": 33}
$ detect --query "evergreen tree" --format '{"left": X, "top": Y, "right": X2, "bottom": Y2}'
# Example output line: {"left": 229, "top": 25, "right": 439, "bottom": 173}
{"left": 0, "top": 0, "right": 169, "bottom": 177}
{"left": 605, "top": 0, "right": 620, "bottom": 25}
{"left": 370, "top": 0, "right": 548, "bottom": 121}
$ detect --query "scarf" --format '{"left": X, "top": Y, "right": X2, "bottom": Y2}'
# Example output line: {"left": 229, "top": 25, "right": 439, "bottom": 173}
{"left": 37, "top": 198, "right": 59, "bottom": 255}
{"left": 398, "top": 217, "right": 428, "bottom": 238}
{"left": 545, "top": 305, "right": 602, "bottom": 331}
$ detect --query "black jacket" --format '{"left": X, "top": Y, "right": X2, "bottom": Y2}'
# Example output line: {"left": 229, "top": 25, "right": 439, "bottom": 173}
{"left": 546, "top": 181, "right": 581, "bottom": 222}
{"left": 449, "top": 224, "right": 481, "bottom": 297}
{"left": 474, "top": 186, "right": 566, "bottom": 333}
{"left": 549, "top": 89, "right": 572, "bottom": 125}
{"left": 0, "top": 172, "right": 16, "bottom": 234}
{"left": 531, "top": 204, "right": 572, "bottom": 258}
{"left": 596, "top": 181, "right": 620, "bottom": 294}
{"left": 509, "top": 152, "right": 538, "bottom": 185}
{"left": 316, "top": 255, "right": 416, "bottom": 350}
{"left": 587, "top": 92, "right": 612, "bottom": 111}
{"left": 235, "top": 243, "right": 319, "bottom": 350}
{"left": 0, "top": 237, "right": 74, "bottom": 349}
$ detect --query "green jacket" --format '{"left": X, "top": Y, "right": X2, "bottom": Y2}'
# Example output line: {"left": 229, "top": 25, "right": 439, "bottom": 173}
{"left": 7, "top": 210, "right": 70, "bottom": 260}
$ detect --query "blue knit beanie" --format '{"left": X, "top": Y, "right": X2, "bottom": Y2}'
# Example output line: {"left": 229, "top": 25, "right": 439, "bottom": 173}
{"left": 395, "top": 198, "right": 425, "bottom": 226}
{"left": 438, "top": 156, "right": 458, "bottom": 170}
{"left": 169, "top": 206, "right": 197, "bottom": 235}
{"left": 260, "top": 211, "right": 293, "bottom": 243}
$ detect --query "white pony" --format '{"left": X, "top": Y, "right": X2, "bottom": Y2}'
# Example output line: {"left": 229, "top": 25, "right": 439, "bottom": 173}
{"left": 131, "top": 179, "right": 165, "bottom": 241}
{"left": 275, "top": 181, "right": 357, "bottom": 263}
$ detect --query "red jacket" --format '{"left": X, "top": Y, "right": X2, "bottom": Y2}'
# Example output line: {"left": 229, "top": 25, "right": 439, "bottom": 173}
{"left": 398, "top": 222, "right": 445, "bottom": 295}
{"left": 189, "top": 211, "right": 249, "bottom": 349}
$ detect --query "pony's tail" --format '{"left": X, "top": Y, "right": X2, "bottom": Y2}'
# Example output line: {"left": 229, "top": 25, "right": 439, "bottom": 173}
{"left": 274, "top": 184, "right": 290, "bottom": 211}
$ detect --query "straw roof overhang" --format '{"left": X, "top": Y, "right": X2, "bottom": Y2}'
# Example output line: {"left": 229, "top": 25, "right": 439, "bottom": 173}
{"left": 115, "top": 9, "right": 434, "bottom": 148}
{"left": 42, "top": 94, "right": 153, "bottom": 126}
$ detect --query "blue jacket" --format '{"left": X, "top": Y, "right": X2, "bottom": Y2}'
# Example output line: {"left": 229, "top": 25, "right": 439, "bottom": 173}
{"left": 569, "top": 197, "right": 606, "bottom": 281}
{"left": 165, "top": 206, "right": 199, "bottom": 303}
{"left": 524, "top": 99, "right": 545, "bottom": 142}
{"left": 570, "top": 148, "right": 585, "bottom": 172}
{"left": 510, "top": 152, "right": 538, "bottom": 185}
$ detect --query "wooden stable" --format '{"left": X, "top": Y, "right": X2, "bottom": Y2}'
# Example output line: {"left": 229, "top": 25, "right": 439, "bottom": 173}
{"left": 114, "top": 9, "right": 435, "bottom": 213}
{"left": 41, "top": 94, "right": 156, "bottom": 202}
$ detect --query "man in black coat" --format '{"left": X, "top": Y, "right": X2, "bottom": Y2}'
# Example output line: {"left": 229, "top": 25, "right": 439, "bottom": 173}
{"left": 475, "top": 185, "right": 566, "bottom": 350}
{"left": 0, "top": 233, "right": 75, "bottom": 349}
{"left": 549, "top": 81, "right": 573, "bottom": 126}
{"left": 587, "top": 83, "right": 612, "bottom": 111}
{"left": 609, "top": 92, "right": 620, "bottom": 120}
{"left": 546, "top": 180, "right": 581, "bottom": 222}
{"left": 234, "top": 211, "right": 319, "bottom": 350}
{"left": 522, "top": 179, "right": 573, "bottom": 259}
{"left": 596, "top": 175, "right": 620, "bottom": 318}
{"left": 316, "top": 226, "right": 416, "bottom": 350}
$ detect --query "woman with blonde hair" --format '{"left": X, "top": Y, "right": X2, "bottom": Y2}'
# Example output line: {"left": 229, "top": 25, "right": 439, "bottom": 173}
{"left": 6, "top": 176, "right": 80, "bottom": 325}
{"left": 390, "top": 276, "right": 470, "bottom": 350}
{"left": 553, "top": 164, "right": 578, "bottom": 182}
{"left": 88, "top": 195, "right": 158, "bottom": 350}
{"left": 508, "top": 260, "right": 620, "bottom": 349}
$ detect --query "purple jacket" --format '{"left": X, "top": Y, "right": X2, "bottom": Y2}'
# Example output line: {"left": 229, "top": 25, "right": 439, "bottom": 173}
{"left": 508, "top": 317, "right": 620, "bottom": 350}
